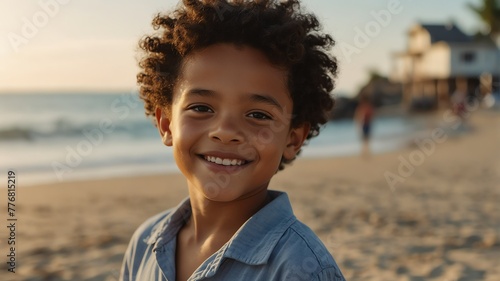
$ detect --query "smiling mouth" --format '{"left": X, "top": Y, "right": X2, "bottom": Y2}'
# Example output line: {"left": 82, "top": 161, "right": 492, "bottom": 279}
{"left": 200, "top": 155, "right": 250, "bottom": 166}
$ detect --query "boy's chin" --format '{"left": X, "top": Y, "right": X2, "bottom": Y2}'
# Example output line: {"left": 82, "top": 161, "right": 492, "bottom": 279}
{"left": 198, "top": 184, "right": 268, "bottom": 203}
{"left": 200, "top": 186, "right": 243, "bottom": 202}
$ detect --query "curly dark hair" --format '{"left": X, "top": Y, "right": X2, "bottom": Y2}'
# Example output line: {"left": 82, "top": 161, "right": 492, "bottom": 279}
{"left": 137, "top": 0, "right": 338, "bottom": 169}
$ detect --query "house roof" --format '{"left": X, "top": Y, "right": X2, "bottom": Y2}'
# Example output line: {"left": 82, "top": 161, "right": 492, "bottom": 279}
{"left": 420, "top": 24, "right": 472, "bottom": 44}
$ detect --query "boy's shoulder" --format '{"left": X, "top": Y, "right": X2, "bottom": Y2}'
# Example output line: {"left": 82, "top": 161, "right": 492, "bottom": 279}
{"left": 222, "top": 191, "right": 345, "bottom": 280}
{"left": 133, "top": 197, "right": 191, "bottom": 244}
{"left": 133, "top": 207, "right": 174, "bottom": 242}
{"left": 123, "top": 207, "right": 174, "bottom": 260}
{"left": 286, "top": 219, "right": 336, "bottom": 263}
{"left": 268, "top": 218, "right": 345, "bottom": 280}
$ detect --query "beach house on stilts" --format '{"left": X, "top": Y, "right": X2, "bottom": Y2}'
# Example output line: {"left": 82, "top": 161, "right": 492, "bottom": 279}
{"left": 391, "top": 23, "right": 500, "bottom": 111}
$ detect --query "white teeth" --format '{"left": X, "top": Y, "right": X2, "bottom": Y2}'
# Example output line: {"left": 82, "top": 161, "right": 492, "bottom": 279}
{"left": 204, "top": 155, "right": 246, "bottom": 166}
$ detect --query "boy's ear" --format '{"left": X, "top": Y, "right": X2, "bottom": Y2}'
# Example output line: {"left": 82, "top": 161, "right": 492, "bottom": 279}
{"left": 283, "top": 122, "right": 310, "bottom": 161}
{"left": 155, "top": 107, "right": 173, "bottom": 147}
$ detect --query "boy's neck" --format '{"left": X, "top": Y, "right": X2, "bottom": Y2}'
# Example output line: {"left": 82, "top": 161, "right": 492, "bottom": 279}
{"left": 185, "top": 185, "right": 271, "bottom": 243}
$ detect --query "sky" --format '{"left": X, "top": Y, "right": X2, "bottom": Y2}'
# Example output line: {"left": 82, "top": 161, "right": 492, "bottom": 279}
{"left": 0, "top": 0, "right": 484, "bottom": 96}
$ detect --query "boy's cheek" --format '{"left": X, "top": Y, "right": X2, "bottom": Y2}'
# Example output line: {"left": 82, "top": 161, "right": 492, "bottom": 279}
{"left": 236, "top": 143, "right": 257, "bottom": 160}
{"left": 251, "top": 128, "right": 288, "bottom": 150}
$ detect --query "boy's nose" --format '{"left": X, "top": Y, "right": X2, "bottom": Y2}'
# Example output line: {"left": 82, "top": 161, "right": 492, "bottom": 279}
{"left": 208, "top": 115, "right": 244, "bottom": 144}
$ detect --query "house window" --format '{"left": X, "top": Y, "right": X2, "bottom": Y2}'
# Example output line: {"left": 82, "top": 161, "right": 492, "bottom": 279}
{"left": 461, "top": 51, "right": 475, "bottom": 63}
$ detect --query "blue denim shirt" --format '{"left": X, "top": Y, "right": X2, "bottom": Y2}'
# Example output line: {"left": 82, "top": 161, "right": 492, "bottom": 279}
{"left": 120, "top": 190, "right": 346, "bottom": 281}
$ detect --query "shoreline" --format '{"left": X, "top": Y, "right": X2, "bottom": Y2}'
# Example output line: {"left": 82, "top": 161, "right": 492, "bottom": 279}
{"left": 2, "top": 109, "right": 499, "bottom": 280}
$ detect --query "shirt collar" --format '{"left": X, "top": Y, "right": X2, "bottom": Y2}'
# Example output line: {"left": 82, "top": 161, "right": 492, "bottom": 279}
{"left": 147, "top": 197, "right": 191, "bottom": 250}
{"left": 222, "top": 191, "right": 296, "bottom": 265}
{"left": 146, "top": 190, "right": 296, "bottom": 265}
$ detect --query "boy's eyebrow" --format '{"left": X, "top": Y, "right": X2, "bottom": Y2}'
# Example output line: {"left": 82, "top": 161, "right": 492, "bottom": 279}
{"left": 249, "top": 94, "right": 283, "bottom": 112}
{"left": 185, "top": 88, "right": 215, "bottom": 97}
{"left": 185, "top": 88, "right": 284, "bottom": 112}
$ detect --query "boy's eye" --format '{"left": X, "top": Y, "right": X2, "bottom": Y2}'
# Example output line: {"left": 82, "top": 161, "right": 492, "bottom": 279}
{"left": 248, "top": 112, "right": 272, "bottom": 120}
{"left": 188, "top": 105, "right": 213, "bottom": 113}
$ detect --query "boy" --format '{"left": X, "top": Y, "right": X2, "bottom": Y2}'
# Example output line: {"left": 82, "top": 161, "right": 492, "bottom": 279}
{"left": 120, "top": 0, "right": 345, "bottom": 280}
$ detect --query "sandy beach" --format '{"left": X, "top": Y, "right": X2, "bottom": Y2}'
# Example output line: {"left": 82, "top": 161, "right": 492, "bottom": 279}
{"left": 1, "top": 108, "right": 499, "bottom": 281}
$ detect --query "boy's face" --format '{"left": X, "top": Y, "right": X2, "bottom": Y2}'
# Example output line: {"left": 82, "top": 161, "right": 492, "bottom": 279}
{"left": 156, "top": 43, "right": 308, "bottom": 202}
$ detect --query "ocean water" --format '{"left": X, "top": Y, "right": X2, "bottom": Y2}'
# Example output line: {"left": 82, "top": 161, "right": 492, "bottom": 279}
{"left": 0, "top": 93, "right": 425, "bottom": 186}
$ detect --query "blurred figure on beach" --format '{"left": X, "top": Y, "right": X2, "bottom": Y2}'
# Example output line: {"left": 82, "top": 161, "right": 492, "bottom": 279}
{"left": 354, "top": 94, "right": 374, "bottom": 158}
{"left": 451, "top": 77, "right": 468, "bottom": 123}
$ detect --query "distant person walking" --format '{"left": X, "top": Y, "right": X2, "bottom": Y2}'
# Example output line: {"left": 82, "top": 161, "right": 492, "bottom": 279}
{"left": 451, "top": 78, "right": 468, "bottom": 120}
{"left": 355, "top": 95, "right": 374, "bottom": 157}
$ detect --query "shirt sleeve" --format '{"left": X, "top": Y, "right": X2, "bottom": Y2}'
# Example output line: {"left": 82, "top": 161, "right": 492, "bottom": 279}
{"left": 118, "top": 208, "right": 174, "bottom": 281}
{"left": 119, "top": 229, "right": 137, "bottom": 281}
